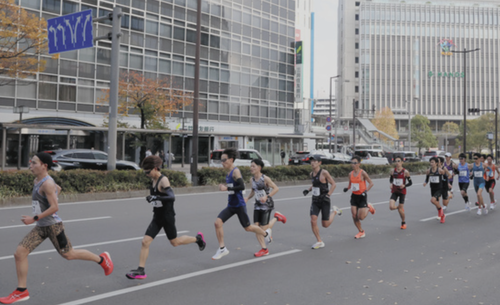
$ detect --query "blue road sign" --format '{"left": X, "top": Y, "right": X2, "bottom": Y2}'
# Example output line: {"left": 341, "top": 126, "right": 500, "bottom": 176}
{"left": 326, "top": 125, "right": 331, "bottom": 131}
{"left": 47, "top": 10, "right": 93, "bottom": 54}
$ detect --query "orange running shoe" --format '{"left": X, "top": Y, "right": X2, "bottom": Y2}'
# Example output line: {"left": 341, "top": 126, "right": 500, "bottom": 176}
{"left": 354, "top": 231, "right": 366, "bottom": 239}
{"left": 440, "top": 214, "right": 446, "bottom": 224}
{"left": 400, "top": 224, "right": 407, "bottom": 230}
{"left": 254, "top": 248, "right": 269, "bottom": 257}
{"left": 99, "top": 252, "right": 114, "bottom": 276}
{"left": 0, "top": 289, "right": 30, "bottom": 304}
{"left": 274, "top": 211, "right": 287, "bottom": 224}
{"left": 368, "top": 203, "right": 375, "bottom": 215}
{"left": 438, "top": 208, "right": 444, "bottom": 217}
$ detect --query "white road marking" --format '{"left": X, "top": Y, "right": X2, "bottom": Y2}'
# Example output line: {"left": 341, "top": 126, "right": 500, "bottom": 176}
{"left": 57, "top": 249, "right": 302, "bottom": 305}
{"left": 419, "top": 207, "right": 478, "bottom": 222}
{"left": 0, "top": 231, "right": 188, "bottom": 261}
{"left": 0, "top": 216, "right": 112, "bottom": 230}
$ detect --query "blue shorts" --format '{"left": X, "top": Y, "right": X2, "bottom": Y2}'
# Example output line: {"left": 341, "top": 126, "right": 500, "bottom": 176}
{"left": 474, "top": 182, "right": 485, "bottom": 193}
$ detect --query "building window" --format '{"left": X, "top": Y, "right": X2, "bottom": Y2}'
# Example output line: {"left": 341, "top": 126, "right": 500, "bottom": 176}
{"left": 355, "top": 14, "right": 359, "bottom": 21}
{"left": 355, "top": 57, "right": 359, "bottom": 64}
{"left": 355, "top": 86, "right": 359, "bottom": 93}
{"left": 355, "top": 71, "right": 359, "bottom": 78}
{"left": 355, "top": 28, "right": 359, "bottom": 35}
{"left": 355, "top": 43, "right": 359, "bottom": 49}
{"left": 355, "top": 2, "right": 360, "bottom": 6}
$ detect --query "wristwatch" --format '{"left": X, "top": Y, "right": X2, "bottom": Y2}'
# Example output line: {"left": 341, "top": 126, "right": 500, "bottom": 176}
{"left": 33, "top": 215, "right": 39, "bottom": 221}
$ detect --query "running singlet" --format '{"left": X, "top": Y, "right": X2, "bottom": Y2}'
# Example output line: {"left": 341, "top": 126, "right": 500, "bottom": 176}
{"left": 150, "top": 174, "right": 175, "bottom": 215}
{"left": 350, "top": 170, "right": 367, "bottom": 195}
{"left": 472, "top": 163, "right": 485, "bottom": 184}
{"left": 444, "top": 161, "right": 454, "bottom": 183}
{"left": 32, "top": 176, "right": 62, "bottom": 227}
{"left": 252, "top": 174, "right": 273, "bottom": 211}
{"left": 457, "top": 163, "right": 470, "bottom": 183}
{"left": 391, "top": 168, "right": 406, "bottom": 195}
{"left": 226, "top": 167, "right": 246, "bottom": 208}
{"left": 311, "top": 169, "right": 329, "bottom": 197}
{"left": 484, "top": 164, "right": 495, "bottom": 180}
{"left": 428, "top": 168, "right": 442, "bottom": 192}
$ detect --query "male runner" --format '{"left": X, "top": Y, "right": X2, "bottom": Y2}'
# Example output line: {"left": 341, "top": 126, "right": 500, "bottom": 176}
{"left": 388, "top": 156, "right": 412, "bottom": 229}
{"left": 303, "top": 155, "right": 341, "bottom": 249}
{"left": 126, "top": 156, "right": 206, "bottom": 280}
{"left": 245, "top": 159, "right": 287, "bottom": 257}
{"left": 443, "top": 153, "right": 457, "bottom": 200}
{"left": 438, "top": 156, "right": 453, "bottom": 213}
{"left": 212, "top": 148, "right": 271, "bottom": 260}
{"left": 472, "top": 153, "right": 487, "bottom": 215}
{"left": 0, "top": 153, "right": 114, "bottom": 304}
{"left": 484, "top": 154, "right": 499, "bottom": 210}
{"left": 343, "top": 156, "right": 375, "bottom": 239}
{"left": 423, "top": 157, "right": 446, "bottom": 223}
{"left": 453, "top": 153, "right": 472, "bottom": 211}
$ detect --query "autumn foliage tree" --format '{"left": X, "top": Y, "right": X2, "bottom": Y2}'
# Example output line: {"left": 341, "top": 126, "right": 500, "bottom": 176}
{"left": 371, "top": 107, "right": 399, "bottom": 143}
{"left": 99, "top": 71, "right": 192, "bottom": 161}
{"left": 0, "top": 0, "right": 50, "bottom": 85}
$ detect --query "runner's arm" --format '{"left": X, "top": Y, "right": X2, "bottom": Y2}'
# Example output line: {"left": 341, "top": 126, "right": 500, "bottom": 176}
{"left": 362, "top": 171, "right": 374, "bottom": 192}
{"left": 405, "top": 170, "right": 412, "bottom": 187}
{"left": 264, "top": 176, "right": 279, "bottom": 198}
{"left": 227, "top": 168, "right": 245, "bottom": 191}
{"left": 245, "top": 189, "right": 255, "bottom": 202}
{"left": 323, "top": 171, "right": 336, "bottom": 196}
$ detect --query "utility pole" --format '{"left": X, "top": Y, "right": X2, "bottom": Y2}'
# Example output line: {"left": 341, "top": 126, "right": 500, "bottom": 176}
{"left": 329, "top": 75, "right": 340, "bottom": 153}
{"left": 13, "top": 106, "right": 29, "bottom": 170}
{"left": 190, "top": 0, "right": 201, "bottom": 185}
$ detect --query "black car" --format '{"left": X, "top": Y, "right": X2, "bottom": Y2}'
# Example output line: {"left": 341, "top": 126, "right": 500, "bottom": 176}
{"left": 289, "top": 151, "right": 311, "bottom": 165}
{"left": 391, "top": 151, "right": 420, "bottom": 163}
{"left": 44, "top": 149, "right": 141, "bottom": 170}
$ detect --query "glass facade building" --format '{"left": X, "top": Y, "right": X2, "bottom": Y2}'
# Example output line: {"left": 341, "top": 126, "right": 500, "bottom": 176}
{"left": 0, "top": 0, "right": 297, "bottom": 127}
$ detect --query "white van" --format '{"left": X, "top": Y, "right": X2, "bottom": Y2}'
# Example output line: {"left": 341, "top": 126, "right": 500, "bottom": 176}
{"left": 209, "top": 149, "right": 272, "bottom": 168}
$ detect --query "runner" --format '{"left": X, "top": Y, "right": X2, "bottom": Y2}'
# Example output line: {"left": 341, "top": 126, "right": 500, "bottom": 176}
{"left": 302, "top": 155, "right": 341, "bottom": 249}
{"left": 484, "top": 154, "right": 499, "bottom": 210}
{"left": 212, "top": 148, "right": 271, "bottom": 260}
{"left": 343, "top": 156, "right": 375, "bottom": 239}
{"left": 423, "top": 157, "right": 446, "bottom": 223}
{"left": 453, "top": 153, "right": 472, "bottom": 211}
{"left": 0, "top": 153, "right": 114, "bottom": 305}
{"left": 388, "top": 156, "right": 412, "bottom": 229}
{"left": 126, "top": 156, "right": 206, "bottom": 280}
{"left": 443, "top": 153, "right": 457, "bottom": 200}
{"left": 438, "top": 156, "right": 453, "bottom": 212}
{"left": 245, "top": 159, "right": 287, "bottom": 257}
{"left": 472, "top": 153, "right": 487, "bottom": 215}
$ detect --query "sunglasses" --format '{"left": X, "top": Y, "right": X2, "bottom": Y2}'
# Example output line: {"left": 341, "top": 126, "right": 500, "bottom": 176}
{"left": 395, "top": 160, "right": 402, "bottom": 162}
{"left": 144, "top": 169, "right": 152, "bottom": 174}
{"left": 473, "top": 158, "right": 478, "bottom": 160}
{"left": 351, "top": 162, "right": 359, "bottom": 165}
{"left": 221, "top": 158, "right": 228, "bottom": 163}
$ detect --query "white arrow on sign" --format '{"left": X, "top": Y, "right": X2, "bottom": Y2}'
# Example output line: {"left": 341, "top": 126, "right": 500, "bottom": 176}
{"left": 57, "top": 24, "right": 66, "bottom": 48}
{"left": 48, "top": 26, "right": 57, "bottom": 49}
{"left": 83, "top": 14, "right": 91, "bottom": 43}
{"left": 65, "top": 16, "right": 82, "bottom": 47}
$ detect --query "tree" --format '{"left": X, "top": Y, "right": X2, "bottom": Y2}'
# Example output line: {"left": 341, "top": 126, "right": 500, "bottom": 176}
{"left": 459, "top": 113, "right": 496, "bottom": 153}
{"left": 371, "top": 107, "right": 399, "bottom": 143}
{"left": 0, "top": 0, "right": 50, "bottom": 85}
{"left": 411, "top": 114, "right": 437, "bottom": 155}
{"left": 99, "top": 71, "right": 192, "bottom": 161}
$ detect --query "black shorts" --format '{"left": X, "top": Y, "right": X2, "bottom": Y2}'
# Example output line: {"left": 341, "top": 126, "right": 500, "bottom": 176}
{"left": 441, "top": 188, "right": 449, "bottom": 200}
{"left": 486, "top": 180, "right": 496, "bottom": 192}
{"left": 459, "top": 182, "right": 469, "bottom": 192}
{"left": 431, "top": 189, "right": 441, "bottom": 200}
{"left": 351, "top": 193, "right": 368, "bottom": 208}
{"left": 310, "top": 196, "right": 331, "bottom": 221}
{"left": 218, "top": 206, "right": 251, "bottom": 228}
{"left": 254, "top": 209, "right": 272, "bottom": 226}
{"left": 390, "top": 193, "right": 406, "bottom": 204}
{"left": 145, "top": 213, "right": 177, "bottom": 240}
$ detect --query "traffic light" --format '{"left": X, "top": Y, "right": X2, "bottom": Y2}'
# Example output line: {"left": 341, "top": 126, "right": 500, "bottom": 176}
{"left": 468, "top": 108, "right": 480, "bottom": 114}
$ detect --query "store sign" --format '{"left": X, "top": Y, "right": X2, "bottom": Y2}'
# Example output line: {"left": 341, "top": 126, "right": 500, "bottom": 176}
{"left": 428, "top": 71, "right": 464, "bottom": 78}
{"left": 176, "top": 125, "right": 215, "bottom": 132}
{"left": 438, "top": 39, "right": 455, "bottom": 56}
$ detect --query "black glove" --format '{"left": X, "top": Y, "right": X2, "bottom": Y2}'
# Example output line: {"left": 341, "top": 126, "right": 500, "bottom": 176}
{"left": 343, "top": 187, "right": 349, "bottom": 193}
{"left": 303, "top": 189, "right": 309, "bottom": 196}
{"left": 146, "top": 195, "right": 157, "bottom": 203}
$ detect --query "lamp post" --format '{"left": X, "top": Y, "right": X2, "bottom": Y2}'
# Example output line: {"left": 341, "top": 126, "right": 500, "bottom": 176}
{"left": 190, "top": 0, "right": 202, "bottom": 185}
{"left": 329, "top": 75, "right": 340, "bottom": 153}
{"left": 451, "top": 48, "right": 480, "bottom": 154}
{"left": 13, "top": 106, "right": 29, "bottom": 170}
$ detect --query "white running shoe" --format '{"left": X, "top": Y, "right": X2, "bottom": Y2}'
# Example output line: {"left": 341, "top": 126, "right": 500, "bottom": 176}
{"left": 212, "top": 247, "right": 229, "bottom": 260}
{"left": 484, "top": 207, "right": 489, "bottom": 215}
{"left": 311, "top": 241, "right": 325, "bottom": 249}
{"left": 465, "top": 203, "right": 471, "bottom": 211}
{"left": 265, "top": 228, "right": 272, "bottom": 245}
{"left": 331, "top": 205, "right": 342, "bottom": 216}
{"left": 443, "top": 206, "right": 447, "bottom": 211}
{"left": 491, "top": 201, "right": 496, "bottom": 210}
{"left": 477, "top": 208, "right": 482, "bottom": 216}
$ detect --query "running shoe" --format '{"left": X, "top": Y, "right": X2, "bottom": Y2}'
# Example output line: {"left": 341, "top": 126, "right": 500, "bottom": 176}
{"left": 126, "top": 269, "right": 147, "bottom": 280}
{"left": 331, "top": 205, "right": 342, "bottom": 216}
{"left": 368, "top": 203, "right": 375, "bottom": 215}
{"left": 483, "top": 207, "right": 489, "bottom": 215}
{"left": 254, "top": 248, "right": 269, "bottom": 257}
{"left": 0, "top": 290, "right": 29, "bottom": 304}
{"left": 438, "top": 208, "right": 444, "bottom": 218}
{"left": 354, "top": 231, "right": 366, "bottom": 239}
{"left": 477, "top": 208, "right": 482, "bottom": 215}
{"left": 265, "top": 228, "right": 273, "bottom": 245}
{"left": 212, "top": 247, "right": 229, "bottom": 260}
{"left": 99, "top": 252, "right": 114, "bottom": 276}
{"left": 442, "top": 206, "right": 447, "bottom": 211}
{"left": 400, "top": 224, "right": 407, "bottom": 230}
{"left": 440, "top": 214, "right": 446, "bottom": 224}
{"left": 196, "top": 232, "right": 206, "bottom": 251}
{"left": 490, "top": 200, "right": 496, "bottom": 210}
{"left": 465, "top": 203, "right": 471, "bottom": 211}
{"left": 311, "top": 241, "right": 325, "bottom": 249}
{"left": 274, "top": 211, "right": 287, "bottom": 224}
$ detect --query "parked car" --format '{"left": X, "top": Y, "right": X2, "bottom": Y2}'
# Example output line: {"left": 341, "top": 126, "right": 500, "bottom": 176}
{"left": 397, "top": 151, "right": 420, "bottom": 163}
{"left": 355, "top": 149, "right": 389, "bottom": 165}
{"left": 422, "top": 150, "right": 446, "bottom": 162}
{"left": 43, "top": 149, "right": 141, "bottom": 170}
{"left": 289, "top": 151, "right": 311, "bottom": 165}
{"left": 330, "top": 153, "right": 353, "bottom": 164}
{"left": 209, "top": 149, "right": 271, "bottom": 168}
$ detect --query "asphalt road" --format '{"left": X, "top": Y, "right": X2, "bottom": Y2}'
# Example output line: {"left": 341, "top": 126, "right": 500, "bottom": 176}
{"left": 1, "top": 174, "right": 499, "bottom": 305}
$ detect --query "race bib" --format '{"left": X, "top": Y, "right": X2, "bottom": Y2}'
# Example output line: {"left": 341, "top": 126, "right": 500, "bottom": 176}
{"left": 150, "top": 200, "right": 163, "bottom": 208}
{"left": 255, "top": 189, "right": 266, "bottom": 201}
{"left": 352, "top": 183, "right": 360, "bottom": 191}
{"left": 474, "top": 171, "right": 483, "bottom": 178}
{"left": 32, "top": 200, "right": 42, "bottom": 215}
{"left": 393, "top": 178, "right": 403, "bottom": 186}
{"left": 227, "top": 183, "right": 234, "bottom": 195}
{"left": 459, "top": 171, "right": 467, "bottom": 177}
{"left": 430, "top": 176, "right": 440, "bottom": 183}
{"left": 312, "top": 187, "right": 320, "bottom": 196}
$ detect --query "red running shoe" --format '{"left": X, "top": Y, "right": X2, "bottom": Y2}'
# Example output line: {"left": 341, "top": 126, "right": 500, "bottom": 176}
{"left": 0, "top": 289, "right": 29, "bottom": 304}
{"left": 440, "top": 214, "right": 446, "bottom": 224}
{"left": 254, "top": 248, "right": 269, "bottom": 257}
{"left": 99, "top": 252, "right": 114, "bottom": 276}
{"left": 438, "top": 208, "right": 444, "bottom": 218}
{"left": 368, "top": 203, "right": 375, "bottom": 215}
{"left": 274, "top": 211, "right": 287, "bottom": 224}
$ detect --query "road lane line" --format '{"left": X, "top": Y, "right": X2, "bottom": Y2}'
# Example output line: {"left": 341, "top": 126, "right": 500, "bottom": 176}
{"left": 57, "top": 249, "right": 302, "bottom": 305}
{"left": 0, "top": 216, "right": 112, "bottom": 230}
{"left": 419, "top": 208, "right": 477, "bottom": 222}
{"left": 0, "top": 231, "right": 188, "bottom": 261}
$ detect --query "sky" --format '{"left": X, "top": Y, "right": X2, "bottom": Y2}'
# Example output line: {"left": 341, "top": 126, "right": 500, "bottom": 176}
{"left": 313, "top": 0, "right": 338, "bottom": 99}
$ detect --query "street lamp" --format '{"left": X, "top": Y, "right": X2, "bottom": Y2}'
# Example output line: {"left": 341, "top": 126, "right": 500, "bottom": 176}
{"left": 451, "top": 48, "right": 480, "bottom": 154}
{"left": 13, "top": 106, "right": 29, "bottom": 170}
{"left": 329, "top": 75, "right": 340, "bottom": 153}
